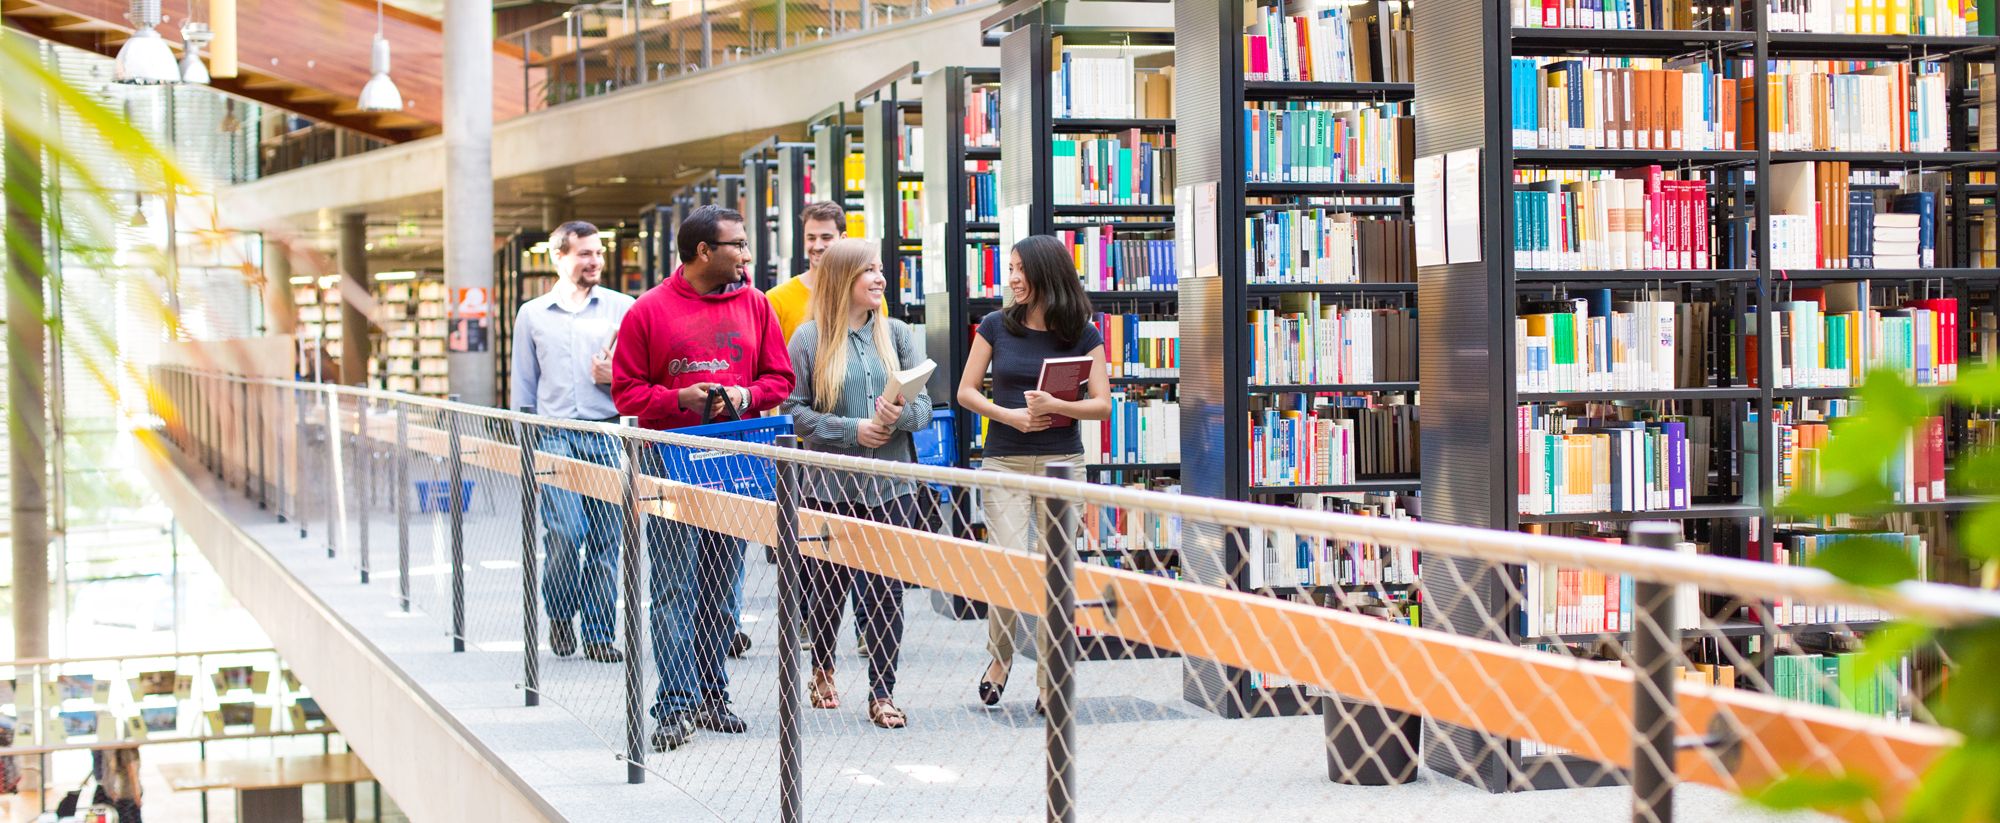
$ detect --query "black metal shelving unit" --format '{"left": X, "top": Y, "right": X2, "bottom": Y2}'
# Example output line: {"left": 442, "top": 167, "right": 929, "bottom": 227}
{"left": 741, "top": 136, "right": 814, "bottom": 290}
{"left": 1174, "top": 0, "right": 1420, "bottom": 720}
{"left": 1416, "top": 0, "right": 2000, "bottom": 793}
{"left": 856, "top": 61, "right": 929, "bottom": 322}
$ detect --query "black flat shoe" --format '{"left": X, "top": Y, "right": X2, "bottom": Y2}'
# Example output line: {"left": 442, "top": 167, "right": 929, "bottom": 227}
{"left": 978, "top": 678, "right": 1004, "bottom": 707}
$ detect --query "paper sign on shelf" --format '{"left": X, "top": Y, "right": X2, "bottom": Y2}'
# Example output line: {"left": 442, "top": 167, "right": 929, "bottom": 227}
{"left": 1444, "top": 149, "right": 1484, "bottom": 265}
{"left": 1414, "top": 153, "right": 1447, "bottom": 268}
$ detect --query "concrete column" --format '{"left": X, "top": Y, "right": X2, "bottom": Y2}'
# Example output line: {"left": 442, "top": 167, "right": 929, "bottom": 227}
{"left": 444, "top": 0, "right": 496, "bottom": 405}
{"left": 338, "top": 212, "right": 372, "bottom": 386}
{"left": 5, "top": 118, "right": 50, "bottom": 661}
{"left": 263, "top": 236, "right": 299, "bottom": 335}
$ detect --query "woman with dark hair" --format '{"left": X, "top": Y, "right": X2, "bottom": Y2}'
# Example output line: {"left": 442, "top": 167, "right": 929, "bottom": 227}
{"left": 954, "top": 234, "right": 1112, "bottom": 712}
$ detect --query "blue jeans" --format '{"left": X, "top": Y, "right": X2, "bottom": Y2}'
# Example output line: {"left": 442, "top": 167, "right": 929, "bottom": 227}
{"left": 642, "top": 448, "right": 746, "bottom": 718}
{"left": 538, "top": 429, "right": 623, "bottom": 645}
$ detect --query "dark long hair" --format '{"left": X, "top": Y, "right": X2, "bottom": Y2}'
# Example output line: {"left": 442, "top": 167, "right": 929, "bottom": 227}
{"left": 1002, "top": 235, "right": 1092, "bottom": 349}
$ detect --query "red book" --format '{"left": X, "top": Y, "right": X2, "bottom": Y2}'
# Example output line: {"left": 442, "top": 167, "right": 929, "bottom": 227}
{"left": 1248, "top": 35, "right": 1269, "bottom": 80}
{"left": 1929, "top": 416, "right": 1947, "bottom": 501}
{"left": 1037, "top": 356, "right": 1093, "bottom": 428}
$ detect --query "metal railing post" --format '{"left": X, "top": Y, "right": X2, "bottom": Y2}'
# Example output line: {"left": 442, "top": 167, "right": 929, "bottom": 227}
{"left": 1041, "top": 462, "right": 1080, "bottom": 823}
{"left": 1630, "top": 521, "right": 1681, "bottom": 823}
{"left": 448, "top": 395, "right": 467, "bottom": 652}
{"left": 515, "top": 409, "right": 542, "bottom": 707}
{"left": 396, "top": 402, "right": 411, "bottom": 612}
{"left": 275, "top": 382, "right": 288, "bottom": 522}
{"left": 256, "top": 381, "right": 269, "bottom": 510}
{"left": 572, "top": 15, "right": 586, "bottom": 100}
{"left": 357, "top": 396, "right": 371, "bottom": 585}
{"left": 295, "top": 383, "right": 309, "bottom": 539}
{"left": 325, "top": 389, "right": 340, "bottom": 559}
{"left": 238, "top": 379, "right": 250, "bottom": 494}
{"left": 773, "top": 434, "right": 804, "bottom": 823}
{"left": 617, "top": 415, "right": 645, "bottom": 784}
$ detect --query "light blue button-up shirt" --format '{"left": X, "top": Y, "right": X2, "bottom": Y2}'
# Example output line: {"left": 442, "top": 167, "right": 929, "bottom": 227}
{"left": 510, "top": 285, "right": 636, "bottom": 420}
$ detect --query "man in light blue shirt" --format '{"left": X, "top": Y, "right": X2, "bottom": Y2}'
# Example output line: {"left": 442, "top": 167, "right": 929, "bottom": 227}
{"left": 511, "top": 220, "right": 635, "bottom": 663}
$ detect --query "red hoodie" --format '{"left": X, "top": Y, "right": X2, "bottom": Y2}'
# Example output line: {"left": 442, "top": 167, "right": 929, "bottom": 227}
{"left": 611, "top": 266, "right": 793, "bottom": 430}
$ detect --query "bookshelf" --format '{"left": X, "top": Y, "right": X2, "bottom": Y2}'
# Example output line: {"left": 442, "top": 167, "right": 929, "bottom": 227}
{"left": 808, "top": 102, "right": 868, "bottom": 238}
{"left": 494, "top": 230, "right": 557, "bottom": 410}
{"left": 741, "top": 136, "right": 816, "bottom": 288}
{"left": 992, "top": 9, "right": 1183, "bottom": 661}
{"left": 856, "top": 61, "right": 930, "bottom": 322}
{"left": 1174, "top": 0, "right": 1420, "bottom": 720}
{"left": 368, "top": 271, "right": 451, "bottom": 397}
{"left": 638, "top": 203, "right": 674, "bottom": 293}
{"left": 1417, "top": 0, "right": 2000, "bottom": 792}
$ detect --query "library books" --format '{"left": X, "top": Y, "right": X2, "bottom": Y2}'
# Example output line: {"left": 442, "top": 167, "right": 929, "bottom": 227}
{"left": 1510, "top": 59, "right": 1736, "bottom": 151}
{"left": 1251, "top": 298, "right": 1417, "bottom": 385}
{"left": 1517, "top": 406, "right": 1692, "bottom": 515}
{"left": 1249, "top": 398, "right": 1419, "bottom": 487}
{"left": 1079, "top": 480, "right": 1183, "bottom": 558}
{"left": 1079, "top": 393, "right": 1181, "bottom": 464}
{"left": 1767, "top": 0, "right": 1981, "bottom": 36}
{"left": 966, "top": 161, "right": 999, "bottom": 222}
{"left": 896, "top": 257, "right": 923, "bottom": 307}
{"left": 1771, "top": 652, "right": 1903, "bottom": 717}
{"left": 967, "top": 85, "right": 1001, "bottom": 147}
{"left": 1050, "top": 47, "right": 1174, "bottom": 119}
{"left": 1052, "top": 131, "right": 1176, "bottom": 206}
{"left": 1058, "top": 225, "right": 1178, "bottom": 291}
{"left": 1509, "top": 0, "right": 1702, "bottom": 29}
{"left": 1514, "top": 293, "right": 1679, "bottom": 393}
{"left": 896, "top": 125, "right": 924, "bottom": 174}
{"left": 1754, "top": 63, "right": 1949, "bottom": 153}
{"left": 895, "top": 181, "right": 924, "bottom": 238}
{"left": 1765, "top": 529, "right": 1923, "bottom": 624}
{"left": 1244, "top": 101, "right": 1412, "bottom": 184}
{"left": 1247, "top": 211, "right": 1415, "bottom": 284}
{"left": 844, "top": 151, "right": 867, "bottom": 199}
{"left": 1744, "top": 286, "right": 1959, "bottom": 388}
{"left": 1513, "top": 167, "right": 1710, "bottom": 271}
{"left": 1520, "top": 533, "right": 1702, "bottom": 636}
{"left": 1244, "top": 0, "right": 1413, "bottom": 84}
{"left": 968, "top": 243, "right": 1004, "bottom": 298}
{"left": 1093, "top": 313, "right": 1179, "bottom": 378}
{"left": 1773, "top": 411, "right": 1949, "bottom": 504}
{"left": 1244, "top": 494, "right": 1419, "bottom": 589}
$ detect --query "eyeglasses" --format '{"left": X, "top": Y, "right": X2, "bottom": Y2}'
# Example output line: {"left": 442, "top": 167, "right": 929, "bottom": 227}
{"left": 706, "top": 240, "right": 749, "bottom": 251}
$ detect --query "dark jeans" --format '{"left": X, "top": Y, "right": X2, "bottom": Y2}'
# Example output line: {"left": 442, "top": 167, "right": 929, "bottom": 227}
{"left": 537, "top": 429, "right": 622, "bottom": 645}
{"left": 639, "top": 446, "right": 746, "bottom": 719}
{"left": 802, "top": 494, "right": 912, "bottom": 702}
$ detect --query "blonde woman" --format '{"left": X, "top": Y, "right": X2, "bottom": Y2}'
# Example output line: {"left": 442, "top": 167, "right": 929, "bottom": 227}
{"left": 779, "top": 237, "right": 931, "bottom": 729}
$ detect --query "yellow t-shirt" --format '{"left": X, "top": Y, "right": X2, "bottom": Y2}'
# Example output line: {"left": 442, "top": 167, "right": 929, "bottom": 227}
{"left": 767, "top": 276, "right": 813, "bottom": 343}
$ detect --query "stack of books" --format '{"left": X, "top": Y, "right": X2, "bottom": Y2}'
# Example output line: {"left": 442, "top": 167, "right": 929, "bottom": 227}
{"left": 1516, "top": 406, "right": 1692, "bottom": 515}
{"left": 1243, "top": 101, "right": 1412, "bottom": 184}
{"left": 1247, "top": 211, "right": 1415, "bottom": 284}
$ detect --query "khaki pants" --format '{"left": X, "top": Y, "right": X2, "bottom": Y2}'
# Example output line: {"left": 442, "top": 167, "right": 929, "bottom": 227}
{"left": 978, "top": 452, "right": 1082, "bottom": 692}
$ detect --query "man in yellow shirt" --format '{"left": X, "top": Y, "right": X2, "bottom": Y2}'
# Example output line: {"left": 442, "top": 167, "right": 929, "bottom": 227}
{"left": 766, "top": 200, "right": 848, "bottom": 341}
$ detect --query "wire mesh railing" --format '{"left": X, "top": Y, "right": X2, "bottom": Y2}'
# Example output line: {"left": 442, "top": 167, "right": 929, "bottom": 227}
{"left": 148, "top": 365, "right": 2000, "bottom": 823}
{"left": 506, "top": 0, "right": 984, "bottom": 113}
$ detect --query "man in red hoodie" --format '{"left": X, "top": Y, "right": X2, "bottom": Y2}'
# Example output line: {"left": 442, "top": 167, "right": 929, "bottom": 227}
{"left": 611, "top": 204, "right": 793, "bottom": 751}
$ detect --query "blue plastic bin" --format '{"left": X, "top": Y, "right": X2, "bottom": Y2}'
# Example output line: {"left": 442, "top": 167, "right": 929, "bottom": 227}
{"left": 914, "top": 409, "right": 958, "bottom": 468}
{"left": 652, "top": 415, "right": 795, "bottom": 500}
{"left": 414, "top": 480, "right": 475, "bottom": 513}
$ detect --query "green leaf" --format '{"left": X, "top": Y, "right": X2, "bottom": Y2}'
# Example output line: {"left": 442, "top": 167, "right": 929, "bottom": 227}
{"left": 1778, "top": 479, "right": 1899, "bottom": 520}
{"left": 1900, "top": 742, "right": 2000, "bottom": 822}
{"left": 1963, "top": 504, "right": 2000, "bottom": 565}
{"left": 1953, "top": 363, "right": 2000, "bottom": 406}
{"left": 1810, "top": 536, "right": 1920, "bottom": 587}
{"left": 1846, "top": 620, "right": 1931, "bottom": 713}
{"left": 1748, "top": 772, "right": 1876, "bottom": 813}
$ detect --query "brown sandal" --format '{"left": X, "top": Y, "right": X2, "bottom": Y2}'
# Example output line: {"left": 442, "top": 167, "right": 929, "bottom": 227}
{"left": 809, "top": 670, "right": 840, "bottom": 709}
{"left": 869, "top": 698, "right": 907, "bottom": 729}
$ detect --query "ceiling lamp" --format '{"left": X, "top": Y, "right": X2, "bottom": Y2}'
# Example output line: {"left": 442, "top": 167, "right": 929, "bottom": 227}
{"left": 179, "top": 20, "right": 211, "bottom": 85}
{"left": 114, "top": 0, "right": 181, "bottom": 85}
{"left": 356, "top": 0, "right": 402, "bottom": 112}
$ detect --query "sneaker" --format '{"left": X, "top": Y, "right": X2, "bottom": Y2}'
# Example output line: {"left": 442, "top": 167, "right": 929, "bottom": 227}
{"left": 651, "top": 712, "right": 696, "bottom": 751}
{"left": 695, "top": 700, "right": 748, "bottom": 734}
{"left": 583, "top": 642, "right": 624, "bottom": 663}
{"left": 550, "top": 620, "right": 577, "bottom": 657}
{"left": 729, "top": 631, "right": 752, "bottom": 659}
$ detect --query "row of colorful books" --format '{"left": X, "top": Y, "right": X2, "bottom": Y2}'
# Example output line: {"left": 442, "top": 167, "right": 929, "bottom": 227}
{"left": 1511, "top": 59, "right": 1739, "bottom": 151}
{"left": 1246, "top": 211, "right": 1416, "bottom": 285}
{"left": 965, "top": 162, "right": 998, "bottom": 222}
{"left": 1771, "top": 409, "right": 1954, "bottom": 504}
{"left": 1741, "top": 288, "right": 1960, "bottom": 388}
{"left": 895, "top": 124, "right": 924, "bottom": 174}
{"left": 1761, "top": 529, "right": 1925, "bottom": 624}
{"left": 1509, "top": 0, "right": 1708, "bottom": 30}
{"left": 1057, "top": 226, "right": 1178, "bottom": 292}
{"left": 1243, "top": 102, "right": 1411, "bottom": 184}
{"left": 1050, "top": 51, "right": 1174, "bottom": 120}
{"left": 1092, "top": 313, "right": 1179, "bottom": 379}
{"left": 1767, "top": 0, "right": 1992, "bottom": 37}
{"left": 1243, "top": 0, "right": 1412, "bottom": 84}
{"left": 1771, "top": 652, "right": 1903, "bottom": 717}
{"left": 1078, "top": 394, "right": 1181, "bottom": 465}
{"left": 1512, "top": 167, "right": 1712, "bottom": 271}
{"left": 1519, "top": 529, "right": 1703, "bottom": 636}
{"left": 1251, "top": 299, "right": 1417, "bottom": 385}
{"left": 1243, "top": 497, "right": 1420, "bottom": 590}
{"left": 1052, "top": 133, "right": 1176, "bottom": 207}
{"left": 1753, "top": 63, "right": 1950, "bottom": 153}
{"left": 966, "top": 85, "right": 1000, "bottom": 148}
{"left": 1515, "top": 293, "right": 1680, "bottom": 393}
{"left": 1766, "top": 163, "right": 1936, "bottom": 269}
{"left": 1249, "top": 398, "right": 1419, "bottom": 487}
{"left": 1517, "top": 406, "right": 1693, "bottom": 515}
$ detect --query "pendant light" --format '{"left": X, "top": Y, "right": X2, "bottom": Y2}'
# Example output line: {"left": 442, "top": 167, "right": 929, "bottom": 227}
{"left": 356, "top": 0, "right": 402, "bottom": 112}
{"left": 114, "top": 0, "right": 181, "bottom": 84}
{"left": 179, "top": 20, "right": 211, "bottom": 85}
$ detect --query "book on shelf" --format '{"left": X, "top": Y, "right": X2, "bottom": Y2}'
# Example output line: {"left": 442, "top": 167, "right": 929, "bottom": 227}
{"left": 1052, "top": 131, "right": 1177, "bottom": 206}
{"left": 1058, "top": 225, "right": 1177, "bottom": 291}
{"left": 1509, "top": 0, "right": 1704, "bottom": 29}
{"left": 1037, "top": 355, "right": 1093, "bottom": 427}
{"left": 1244, "top": 0, "right": 1413, "bottom": 84}
{"left": 845, "top": 150, "right": 867, "bottom": 198}
{"left": 897, "top": 257, "right": 923, "bottom": 307}
{"left": 1078, "top": 392, "right": 1181, "bottom": 464}
{"left": 966, "top": 161, "right": 999, "bottom": 221}
{"left": 1244, "top": 492, "right": 1419, "bottom": 589}
{"left": 1513, "top": 166, "right": 1712, "bottom": 271}
{"left": 1244, "top": 101, "right": 1412, "bottom": 184}
{"left": 895, "top": 180, "right": 924, "bottom": 238}
{"left": 1079, "top": 477, "right": 1184, "bottom": 560}
{"left": 1522, "top": 530, "right": 1704, "bottom": 636}
{"left": 1510, "top": 58, "right": 1736, "bottom": 151}
{"left": 1768, "top": 402, "right": 1950, "bottom": 504}
{"left": 1251, "top": 297, "right": 1417, "bottom": 385}
{"left": 1771, "top": 651, "right": 1905, "bottom": 717}
{"left": 1249, "top": 396, "right": 1419, "bottom": 487}
{"left": 967, "top": 242, "right": 1004, "bottom": 297}
{"left": 1752, "top": 62, "right": 1949, "bottom": 153}
{"left": 1050, "top": 43, "right": 1173, "bottom": 119}
{"left": 1513, "top": 292, "right": 1681, "bottom": 393}
{"left": 967, "top": 85, "right": 1001, "bottom": 147}
{"left": 1742, "top": 282, "right": 1959, "bottom": 388}
{"left": 896, "top": 124, "right": 924, "bottom": 173}
{"left": 1516, "top": 405, "right": 1692, "bottom": 515}
{"left": 1766, "top": 0, "right": 1981, "bottom": 37}
{"left": 1763, "top": 529, "right": 1925, "bottom": 622}
{"left": 1247, "top": 211, "right": 1415, "bottom": 285}
{"left": 1093, "top": 313, "right": 1179, "bottom": 378}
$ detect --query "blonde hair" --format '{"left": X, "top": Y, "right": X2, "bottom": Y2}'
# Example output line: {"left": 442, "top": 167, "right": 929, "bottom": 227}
{"left": 808, "top": 238, "right": 899, "bottom": 412}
